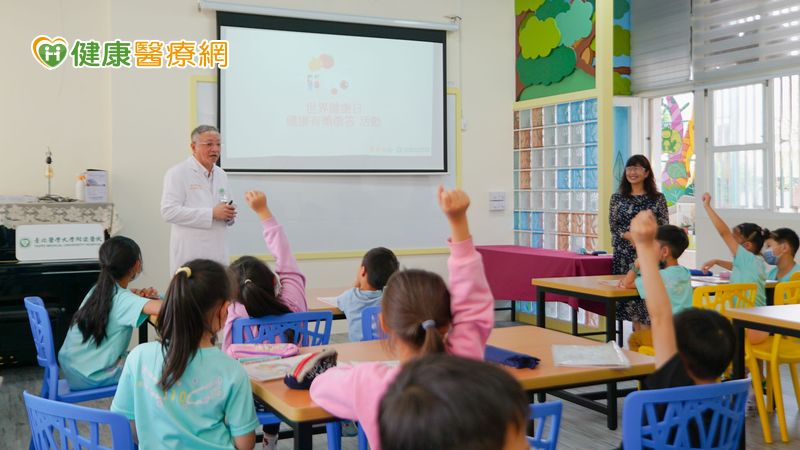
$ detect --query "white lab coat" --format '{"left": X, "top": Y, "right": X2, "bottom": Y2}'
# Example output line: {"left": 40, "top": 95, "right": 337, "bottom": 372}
{"left": 161, "top": 156, "right": 231, "bottom": 274}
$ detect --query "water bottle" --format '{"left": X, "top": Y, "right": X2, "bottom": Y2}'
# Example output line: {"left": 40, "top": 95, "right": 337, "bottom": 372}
{"left": 218, "top": 188, "right": 235, "bottom": 225}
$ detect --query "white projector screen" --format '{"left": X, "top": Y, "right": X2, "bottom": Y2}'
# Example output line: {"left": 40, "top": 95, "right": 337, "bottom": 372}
{"left": 218, "top": 13, "right": 447, "bottom": 173}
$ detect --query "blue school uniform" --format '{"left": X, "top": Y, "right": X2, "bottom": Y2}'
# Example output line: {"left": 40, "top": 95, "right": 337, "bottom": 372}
{"left": 337, "top": 288, "right": 383, "bottom": 341}
{"left": 634, "top": 265, "right": 693, "bottom": 313}
{"left": 111, "top": 342, "right": 259, "bottom": 450}
{"left": 58, "top": 285, "right": 149, "bottom": 390}
{"left": 731, "top": 245, "right": 767, "bottom": 306}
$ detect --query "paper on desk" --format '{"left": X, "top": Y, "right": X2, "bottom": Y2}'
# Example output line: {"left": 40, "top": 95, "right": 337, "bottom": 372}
{"left": 690, "top": 276, "right": 727, "bottom": 284}
{"left": 242, "top": 354, "right": 307, "bottom": 381}
{"left": 318, "top": 296, "right": 339, "bottom": 307}
{"left": 552, "top": 341, "right": 631, "bottom": 368}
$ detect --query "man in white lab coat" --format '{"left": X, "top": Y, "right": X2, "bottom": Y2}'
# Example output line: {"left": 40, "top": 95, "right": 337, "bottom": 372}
{"left": 161, "top": 125, "right": 236, "bottom": 274}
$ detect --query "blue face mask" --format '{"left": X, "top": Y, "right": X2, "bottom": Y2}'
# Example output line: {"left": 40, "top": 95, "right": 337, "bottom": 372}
{"left": 762, "top": 248, "right": 778, "bottom": 265}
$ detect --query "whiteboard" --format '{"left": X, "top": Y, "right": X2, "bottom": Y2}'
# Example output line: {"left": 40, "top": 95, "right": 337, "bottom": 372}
{"left": 193, "top": 85, "right": 460, "bottom": 255}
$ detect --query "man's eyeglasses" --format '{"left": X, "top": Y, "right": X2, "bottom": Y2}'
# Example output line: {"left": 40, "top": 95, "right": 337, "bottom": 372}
{"left": 197, "top": 141, "right": 222, "bottom": 148}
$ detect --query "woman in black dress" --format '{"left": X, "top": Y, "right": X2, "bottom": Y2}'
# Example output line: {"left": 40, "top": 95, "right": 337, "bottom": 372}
{"left": 609, "top": 155, "right": 669, "bottom": 326}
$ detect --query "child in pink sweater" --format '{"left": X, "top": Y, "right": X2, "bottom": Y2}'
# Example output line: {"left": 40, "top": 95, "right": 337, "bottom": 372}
{"left": 309, "top": 187, "right": 494, "bottom": 450}
{"left": 221, "top": 190, "right": 307, "bottom": 450}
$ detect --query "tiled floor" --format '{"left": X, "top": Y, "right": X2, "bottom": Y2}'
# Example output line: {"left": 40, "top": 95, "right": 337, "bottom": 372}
{"left": 3, "top": 326, "right": 799, "bottom": 449}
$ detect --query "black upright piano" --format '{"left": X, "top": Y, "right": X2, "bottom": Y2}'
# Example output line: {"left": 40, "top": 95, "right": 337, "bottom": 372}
{"left": 0, "top": 226, "right": 99, "bottom": 367}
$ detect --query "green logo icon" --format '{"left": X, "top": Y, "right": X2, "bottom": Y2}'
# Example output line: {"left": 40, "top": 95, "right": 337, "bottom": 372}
{"left": 20, "top": 238, "right": 31, "bottom": 248}
{"left": 32, "top": 35, "right": 69, "bottom": 70}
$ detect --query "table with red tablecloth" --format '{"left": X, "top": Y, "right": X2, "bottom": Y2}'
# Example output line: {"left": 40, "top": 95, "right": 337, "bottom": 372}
{"left": 476, "top": 245, "right": 613, "bottom": 320}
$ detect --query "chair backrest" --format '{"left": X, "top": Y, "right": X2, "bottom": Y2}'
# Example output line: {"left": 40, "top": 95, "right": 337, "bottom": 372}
{"left": 232, "top": 311, "right": 333, "bottom": 346}
{"left": 790, "top": 271, "right": 800, "bottom": 282}
{"left": 24, "top": 391, "right": 134, "bottom": 450}
{"left": 622, "top": 379, "right": 749, "bottom": 449}
{"left": 773, "top": 280, "right": 800, "bottom": 306}
{"left": 692, "top": 283, "right": 757, "bottom": 313}
{"left": 361, "top": 305, "right": 385, "bottom": 341}
{"left": 527, "top": 401, "right": 562, "bottom": 450}
{"left": 24, "top": 296, "right": 60, "bottom": 399}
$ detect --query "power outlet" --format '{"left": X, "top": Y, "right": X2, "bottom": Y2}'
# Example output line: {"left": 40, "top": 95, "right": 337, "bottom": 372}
{"left": 489, "top": 200, "right": 505, "bottom": 211}
{"left": 489, "top": 191, "right": 505, "bottom": 201}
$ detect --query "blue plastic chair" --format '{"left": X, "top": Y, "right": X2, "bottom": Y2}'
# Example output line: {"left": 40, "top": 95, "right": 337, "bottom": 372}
{"left": 527, "top": 401, "right": 562, "bottom": 450}
{"left": 232, "top": 311, "right": 333, "bottom": 346}
{"left": 325, "top": 421, "right": 368, "bottom": 450}
{"left": 361, "top": 305, "right": 385, "bottom": 341}
{"left": 622, "top": 379, "right": 749, "bottom": 449}
{"left": 232, "top": 311, "right": 334, "bottom": 431}
{"left": 24, "top": 297, "right": 117, "bottom": 403}
{"left": 24, "top": 391, "right": 134, "bottom": 450}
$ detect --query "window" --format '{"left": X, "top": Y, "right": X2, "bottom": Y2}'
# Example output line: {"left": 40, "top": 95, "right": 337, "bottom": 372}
{"left": 709, "top": 75, "right": 800, "bottom": 212}
{"left": 774, "top": 75, "right": 800, "bottom": 212}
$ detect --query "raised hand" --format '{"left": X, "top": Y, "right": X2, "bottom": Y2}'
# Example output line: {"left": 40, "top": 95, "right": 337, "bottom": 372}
{"left": 244, "top": 190, "right": 272, "bottom": 220}
{"left": 629, "top": 210, "right": 658, "bottom": 248}
{"left": 438, "top": 186, "right": 470, "bottom": 243}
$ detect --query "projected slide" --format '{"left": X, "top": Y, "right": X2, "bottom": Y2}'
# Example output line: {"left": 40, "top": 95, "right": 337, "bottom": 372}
{"left": 220, "top": 23, "right": 445, "bottom": 172}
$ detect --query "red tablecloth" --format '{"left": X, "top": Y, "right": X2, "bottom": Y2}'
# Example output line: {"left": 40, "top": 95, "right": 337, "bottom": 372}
{"left": 476, "top": 245, "right": 613, "bottom": 315}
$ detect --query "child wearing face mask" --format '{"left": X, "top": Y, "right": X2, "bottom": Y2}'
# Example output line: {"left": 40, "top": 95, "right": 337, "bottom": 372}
{"left": 762, "top": 228, "right": 800, "bottom": 282}
{"left": 619, "top": 225, "right": 692, "bottom": 351}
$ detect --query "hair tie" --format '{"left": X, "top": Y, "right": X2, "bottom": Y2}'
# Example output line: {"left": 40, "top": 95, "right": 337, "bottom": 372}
{"left": 421, "top": 320, "right": 436, "bottom": 331}
{"left": 244, "top": 279, "right": 252, "bottom": 284}
{"left": 175, "top": 266, "right": 192, "bottom": 278}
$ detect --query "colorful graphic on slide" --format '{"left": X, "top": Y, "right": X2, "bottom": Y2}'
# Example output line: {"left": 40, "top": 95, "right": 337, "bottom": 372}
{"left": 307, "top": 53, "right": 350, "bottom": 95}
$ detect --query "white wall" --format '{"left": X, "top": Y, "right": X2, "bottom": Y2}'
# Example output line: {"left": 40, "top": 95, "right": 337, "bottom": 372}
{"left": 4, "top": 0, "right": 514, "bottom": 292}
{"left": 1, "top": 1, "right": 111, "bottom": 198}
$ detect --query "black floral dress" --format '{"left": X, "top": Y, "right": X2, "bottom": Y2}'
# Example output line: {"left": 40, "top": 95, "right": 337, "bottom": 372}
{"left": 609, "top": 192, "right": 669, "bottom": 324}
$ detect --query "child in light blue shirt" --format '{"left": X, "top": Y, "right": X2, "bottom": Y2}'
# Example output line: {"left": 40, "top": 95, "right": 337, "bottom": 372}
{"left": 701, "top": 193, "right": 769, "bottom": 343}
{"left": 111, "top": 259, "right": 258, "bottom": 450}
{"left": 58, "top": 236, "right": 161, "bottom": 390}
{"left": 763, "top": 228, "right": 800, "bottom": 282}
{"left": 338, "top": 247, "right": 399, "bottom": 342}
{"left": 620, "top": 225, "right": 692, "bottom": 350}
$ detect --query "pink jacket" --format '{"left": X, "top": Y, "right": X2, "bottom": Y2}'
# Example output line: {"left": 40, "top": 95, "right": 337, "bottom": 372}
{"left": 222, "top": 218, "right": 307, "bottom": 354}
{"left": 309, "top": 238, "right": 494, "bottom": 450}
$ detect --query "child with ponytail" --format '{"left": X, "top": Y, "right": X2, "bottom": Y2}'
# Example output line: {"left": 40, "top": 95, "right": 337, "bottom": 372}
{"left": 701, "top": 192, "right": 770, "bottom": 343}
{"left": 222, "top": 190, "right": 307, "bottom": 353}
{"left": 221, "top": 190, "right": 307, "bottom": 449}
{"left": 111, "top": 259, "right": 258, "bottom": 450}
{"left": 309, "top": 187, "right": 495, "bottom": 450}
{"left": 59, "top": 236, "right": 162, "bottom": 390}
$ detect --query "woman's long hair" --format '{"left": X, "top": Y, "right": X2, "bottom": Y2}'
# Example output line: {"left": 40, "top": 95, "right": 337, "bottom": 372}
{"left": 618, "top": 154, "right": 660, "bottom": 198}
{"left": 72, "top": 236, "right": 141, "bottom": 346}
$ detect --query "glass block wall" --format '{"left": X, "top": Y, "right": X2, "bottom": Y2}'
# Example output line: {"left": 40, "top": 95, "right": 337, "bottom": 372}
{"left": 513, "top": 98, "right": 599, "bottom": 251}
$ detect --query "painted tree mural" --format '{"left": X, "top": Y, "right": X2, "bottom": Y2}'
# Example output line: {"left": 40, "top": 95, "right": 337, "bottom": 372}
{"left": 660, "top": 95, "right": 695, "bottom": 206}
{"left": 516, "top": 0, "right": 631, "bottom": 101}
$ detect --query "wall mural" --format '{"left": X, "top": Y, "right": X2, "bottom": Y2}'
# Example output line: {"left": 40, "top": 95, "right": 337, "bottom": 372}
{"left": 515, "top": 0, "right": 631, "bottom": 101}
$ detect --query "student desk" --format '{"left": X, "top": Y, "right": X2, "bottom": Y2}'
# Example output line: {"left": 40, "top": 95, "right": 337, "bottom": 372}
{"left": 476, "top": 245, "right": 613, "bottom": 321}
{"left": 531, "top": 275, "right": 780, "bottom": 346}
{"left": 305, "top": 287, "right": 346, "bottom": 319}
{"left": 532, "top": 275, "right": 637, "bottom": 345}
{"left": 249, "top": 326, "right": 655, "bottom": 449}
{"left": 725, "top": 305, "right": 800, "bottom": 449}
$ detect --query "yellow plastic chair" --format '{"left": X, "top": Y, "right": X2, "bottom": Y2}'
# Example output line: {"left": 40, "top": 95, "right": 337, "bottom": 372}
{"left": 691, "top": 283, "right": 757, "bottom": 312}
{"left": 692, "top": 284, "right": 776, "bottom": 442}
{"left": 790, "top": 272, "right": 800, "bottom": 282}
{"left": 747, "top": 280, "right": 800, "bottom": 443}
